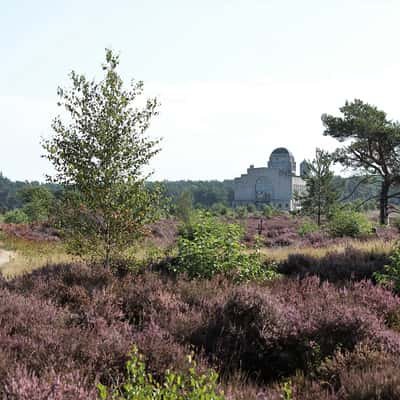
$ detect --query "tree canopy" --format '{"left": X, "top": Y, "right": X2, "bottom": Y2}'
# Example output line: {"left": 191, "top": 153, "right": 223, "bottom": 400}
{"left": 322, "top": 99, "right": 400, "bottom": 224}
{"left": 42, "top": 49, "right": 162, "bottom": 267}
{"left": 296, "top": 148, "right": 338, "bottom": 225}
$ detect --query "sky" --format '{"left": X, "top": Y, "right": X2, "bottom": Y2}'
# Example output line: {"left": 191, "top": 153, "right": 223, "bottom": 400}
{"left": 2, "top": 0, "right": 400, "bottom": 182}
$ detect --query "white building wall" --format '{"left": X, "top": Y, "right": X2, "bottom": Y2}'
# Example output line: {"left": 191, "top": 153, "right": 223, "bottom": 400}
{"left": 233, "top": 148, "right": 306, "bottom": 210}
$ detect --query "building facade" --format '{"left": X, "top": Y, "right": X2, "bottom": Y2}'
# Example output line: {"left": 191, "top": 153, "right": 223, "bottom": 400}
{"left": 233, "top": 147, "right": 306, "bottom": 211}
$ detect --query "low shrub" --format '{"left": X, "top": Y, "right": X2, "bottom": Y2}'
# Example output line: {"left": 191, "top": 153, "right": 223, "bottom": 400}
{"left": 246, "top": 203, "right": 257, "bottom": 213}
{"left": 211, "top": 202, "right": 229, "bottom": 216}
{"left": 191, "top": 278, "right": 400, "bottom": 382}
{"left": 281, "top": 247, "right": 389, "bottom": 283}
{"left": 262, "top": 204, "right": 279, "bottom": 218}
{"left": 235, "top": 206, "right": 248, "bottom": 219}
{"left": 2, "top": 260, "right": 400, "bottom": 398}
{"left": 3, "top": 209, "right": 29, "bottom": 224}
{"left": 297, "top": 220, "right": 319, "bottom": 237}
{"left": 374, "top": 244, "right": 400, "bottom": 293}
{"left": 97, "top": 346, "right": 225, "bottom": 400}
{"left": 175, "top": 213, "right": 278, "bottom": 282}
{"left": 328, "top": 209, "right": 373, "bottom": 238}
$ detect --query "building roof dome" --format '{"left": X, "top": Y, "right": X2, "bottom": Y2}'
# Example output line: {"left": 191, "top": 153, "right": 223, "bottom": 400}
{"left": 268, "top": 147, "right": 296, "bottom": 174}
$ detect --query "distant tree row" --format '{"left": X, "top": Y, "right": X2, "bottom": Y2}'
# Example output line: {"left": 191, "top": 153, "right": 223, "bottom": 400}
{"left": 149, "top": 180, "right": 234, "bottom": 208}
{"left": 0, "top": 173, "right": 60, "bottom": 213}
{"left": 0, "top": 173, "right": 383, "bottom": 217}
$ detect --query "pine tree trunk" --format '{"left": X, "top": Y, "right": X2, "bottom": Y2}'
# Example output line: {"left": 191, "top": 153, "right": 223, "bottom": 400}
{"left": 380, "top": 181, "right": 390, "bottom": 225}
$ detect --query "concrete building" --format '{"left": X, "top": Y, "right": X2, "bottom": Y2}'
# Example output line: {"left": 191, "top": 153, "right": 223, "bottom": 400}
{"left": 233, "top": 147, "right": 306, "bottom": 211}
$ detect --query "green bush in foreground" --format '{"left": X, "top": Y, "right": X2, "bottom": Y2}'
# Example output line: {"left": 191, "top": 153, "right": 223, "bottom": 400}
{"left": 97, "top": 346, "right": 224, "bottom": 400}
{"left": 176, "top": 213, "right": 279, "bottom": 282}
{"left": 328, "top": 208, "right": 372, "bottom": 238}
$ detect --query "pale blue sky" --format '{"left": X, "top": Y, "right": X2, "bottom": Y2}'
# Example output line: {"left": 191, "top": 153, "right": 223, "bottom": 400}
{"left": 2, "top": 0, "right": 400, "bottom": 181}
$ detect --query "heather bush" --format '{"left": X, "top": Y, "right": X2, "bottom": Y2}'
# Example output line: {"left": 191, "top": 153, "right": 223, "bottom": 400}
{"left": 328, "top": 208, "right": 373, "bottom": 238}
{"left": 316, "top": 343, "right": 400, "bottom": 399}
{"left": 191, "top": 278, "right": 400, "bottom": 382}
{"left": 243, "top": 215, "right": 301, "bottom": 247}
{"left": 5, "top": 368, "right": 96, "bottom": 400}
{"left": 2, "top": 259, "right": 400, "bottom": 399}
{"left": 281, "top": 246, "right": 389, "bottom": 282}
{"left": 97, "top": 346, "right": 225, "bottom": 400}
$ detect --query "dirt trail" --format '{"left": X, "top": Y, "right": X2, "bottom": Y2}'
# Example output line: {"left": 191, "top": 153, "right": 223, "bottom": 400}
{"left": 0, "top": 249, "right": 14, "bottom": 268}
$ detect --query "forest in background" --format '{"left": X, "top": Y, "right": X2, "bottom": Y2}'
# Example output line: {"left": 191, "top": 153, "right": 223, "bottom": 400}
{"left": 0, "top": 172, "right": 381, "bottom": 212}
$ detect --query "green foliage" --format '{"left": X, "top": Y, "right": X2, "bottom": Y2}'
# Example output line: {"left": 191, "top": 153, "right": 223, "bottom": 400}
{"left": 262, "top": 204, "right": 279, "bottom": 218}
{"left": 374, "top": 245, "right": 400, "bottom": 293}
{"left": 322, "top": 99, "right": 400, "bottom": 225}
{"left": 297, "top": 220, "right": 319, "bottom": 237}
{"left": 2, "top": 209, "right": 29, "bottom": 224}
{"left": 0, "top": 172, "right": 60, "bottom": 213}
{"left": 17, "top": 186, "right": 54, "bottom": 222}
{"left": 210, "top": 202, "right": 229, "bottom": 216}
{"left": 176, "top": 213, "right": 279, "bottom": 282}
{"left": 174, "top": 190, "right": 193, "bottom": 224}
{"left": 328, "top": 208, "right": 373, "bottom": 238}
{"left": 297, "top": 148, "right": 339, "bottom": 225}
{"left": 391, "top": 217, "right": 400, "bottom": 233}
{"left": 281, "top": 380, "right": 294, "bottom": 400}
{"left": 97, "top": 346, "right": 225, "bottom": 400}
{"left": 246, "top": 203, "right": 256, "bottom": 213}
{"left": 42, "top": 49, "right": 162, "bottom": 268}
{"left": 235, "top": 206, "right": 248, "bottom": 219}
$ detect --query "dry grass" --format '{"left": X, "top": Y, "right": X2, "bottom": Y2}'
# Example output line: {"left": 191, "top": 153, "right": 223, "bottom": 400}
{"left": 0, "top": 233, "right": 171, "bottom": 278}
{"left": 258, "top": 238, "right": 396, "bottom": 262}
{"left": 0, "top": 226, "right": 396, "bottom": 278}
{"left": 0, "top": 232, "right": 74, "bottom": 278}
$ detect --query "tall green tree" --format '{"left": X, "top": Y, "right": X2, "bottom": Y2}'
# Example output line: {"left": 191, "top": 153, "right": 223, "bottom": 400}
{"left": 297, "top": 148, "right": 338, "bottom": 225}
{"left": 322, "top": 99, "right": 400, "bottom": 225}
{"left": 43, "top": 49, "right": 162, "bottom": 267}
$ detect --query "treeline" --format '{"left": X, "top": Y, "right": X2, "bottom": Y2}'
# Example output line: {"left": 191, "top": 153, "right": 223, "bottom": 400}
{"left": 151, "top": 180, "right": 235, "bottom": 207}
{"left": 157, "top": 176, "right": 381, "bottom": 209}
{"left": 0, "top": 173, "right": 60, "bottom": 213}
{"left": 0, "top": 173, "right": 385, "bottom": 214}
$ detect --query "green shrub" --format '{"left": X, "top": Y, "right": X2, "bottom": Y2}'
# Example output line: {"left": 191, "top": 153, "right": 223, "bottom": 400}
{"left": 17, "top": 186, "right": 54, "bottom": 222}
{"left": 328, "top": 209, "right": 372, "bottom": 238}
{"left": 374, "top": 245, "right": 400, "bottom": 293}
{"left": 3, "top": 209, "right": 29, "bottom": 224}
{"left": 176, "top": 213, "right": 278, "bottom": 282}
{"left": 97, "top": 346, "right": 225, "bottom": 400}
{"left": 391, "top": 217, "right": 400, "bottom": 232}
{"left": 211, "top": 202, "right": 228, "bottom": 216}
{"left": 235, "top": 206, "right": 248, "bottom": 219}
{"left": 262, "top": 204, "right": 274, "bottom": 218}
{"left": 246, "top": 203, "right": 256, "bottom": 213}
{"left": 262, "top": 204, "right": 281, "bottom": 218}
{"left": 297, "top": 220, "right": 319, "bottom": 237}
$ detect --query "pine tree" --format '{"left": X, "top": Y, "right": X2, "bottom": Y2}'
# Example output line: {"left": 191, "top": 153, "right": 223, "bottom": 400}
{"left": 297, "top": 148, "right": 338, "bottom": 225}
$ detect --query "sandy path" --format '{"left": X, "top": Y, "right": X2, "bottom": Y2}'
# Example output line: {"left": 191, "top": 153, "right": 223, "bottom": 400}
{"left": 0, "top": 249, "right": 14, "bottom": 268}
